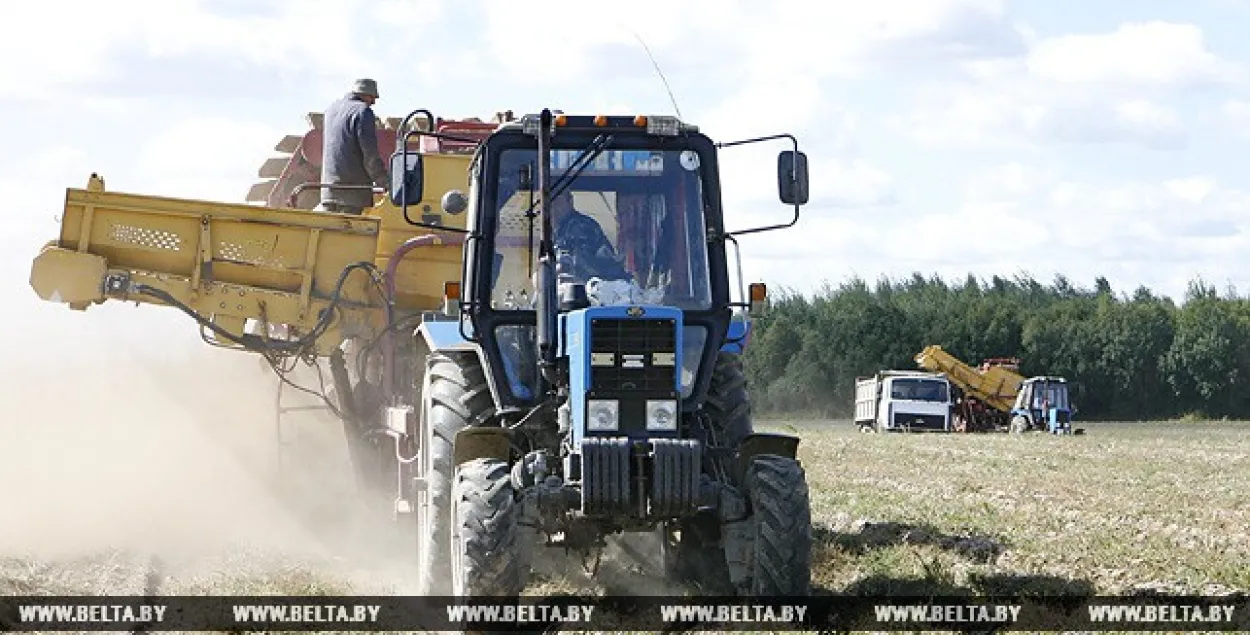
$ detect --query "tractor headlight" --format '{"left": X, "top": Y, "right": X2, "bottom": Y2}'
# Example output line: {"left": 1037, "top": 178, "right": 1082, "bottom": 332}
{"left": 646, "top": 399, "right": 678, "bottom": 431}
{"left": 587, "top": 399, "right": 619, "bottom": 431}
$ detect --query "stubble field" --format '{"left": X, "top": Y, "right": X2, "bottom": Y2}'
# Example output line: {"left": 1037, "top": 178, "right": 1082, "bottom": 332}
{"left": 2, "top": 346, "right": 1247, "bottom": 632}
{"left": 780, "top": 419, "right": 1250, "bottom": 597}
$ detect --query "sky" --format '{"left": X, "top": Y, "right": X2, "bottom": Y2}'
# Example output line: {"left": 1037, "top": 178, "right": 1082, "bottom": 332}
{"left": 6, "top": 0, "right": 1250, "bottom": 356}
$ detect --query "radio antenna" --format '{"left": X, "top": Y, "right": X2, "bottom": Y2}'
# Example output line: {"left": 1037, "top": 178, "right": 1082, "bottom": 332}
{"left": 631, "top": 30, "right": 682, "bottom": 119}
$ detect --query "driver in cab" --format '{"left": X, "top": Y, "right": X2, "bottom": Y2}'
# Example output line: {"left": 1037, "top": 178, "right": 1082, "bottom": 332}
{"left": 549, "top": 188, "right": 629, "bottom": 282}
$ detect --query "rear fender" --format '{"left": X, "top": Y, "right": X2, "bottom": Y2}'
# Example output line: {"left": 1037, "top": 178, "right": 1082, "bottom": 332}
{"left": 413, "top": 319, "right": 503, "bottom": 408}
{"left": 453, "top": 427, "right": 512, "bottom": 467}
{"left": 732, "top": 432, "right": 800, "bottom": 484}
{"left": 720, "top": 317, "right": 752, "bottom": 354}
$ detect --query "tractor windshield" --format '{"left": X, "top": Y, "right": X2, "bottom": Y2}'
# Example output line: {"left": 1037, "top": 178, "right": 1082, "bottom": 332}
{"left": 891, "top": 378, "right": 950, "bottom": 403}
{"left": 489, "top": 147, "right": 713, "bottom": 311}
{"left": 1032, "top": 382, "right": 1070, "bottom": 410}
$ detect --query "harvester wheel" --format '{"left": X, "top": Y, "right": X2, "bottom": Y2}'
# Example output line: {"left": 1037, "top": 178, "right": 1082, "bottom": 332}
{"left": 450, "top": 457, "right": 526, "bottom": 596}
{"left": 742, "top": 455, "right": 812, "bottom": 596}
{"left": 666, "top": 352, "right": 752, "bottom": 592}
{"left": 415, "top": 352, "right": 494, "bottom": 595}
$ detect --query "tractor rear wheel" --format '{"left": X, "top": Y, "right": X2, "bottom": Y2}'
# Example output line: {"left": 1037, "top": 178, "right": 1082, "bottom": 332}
{"left": 742, "top": 455, "right": 812, "bottom": 595}
{"left": 450, "top": 457, "right": 526, "bottom": 596}
{"left": 665, "top": 352, "right": 752, "bottom": 593}
{"left": 415, "top": 352, "right": 494, "bottom": 595}
{"left": 703, "top": 352, "right": 754, "bottom": 450}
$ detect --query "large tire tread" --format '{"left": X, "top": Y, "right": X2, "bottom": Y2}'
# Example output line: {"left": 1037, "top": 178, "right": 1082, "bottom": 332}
{"left": 702, "top": 352, "right": 753, "bottom": 448}
{"left": 417, "top": 352, "right": 495, "bottom": 595}
{"left": 452, "top": 458, "right": 525, "bottom": 596}
{"left": 747, "top": 455, "right": 812, "bottom": 596}
{"left": 668, "top": 352, "right": 752, "bottom": 593}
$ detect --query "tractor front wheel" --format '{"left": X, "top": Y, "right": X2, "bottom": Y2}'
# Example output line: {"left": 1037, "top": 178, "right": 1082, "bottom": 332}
{"left": 450, "top": 458, "right": 527, "bottom": 596}
{"left": 742, "top": 455, "right": 812, "bottom": 595}
{"left": 665, "top": 352, "right": 753, "bottom": 593}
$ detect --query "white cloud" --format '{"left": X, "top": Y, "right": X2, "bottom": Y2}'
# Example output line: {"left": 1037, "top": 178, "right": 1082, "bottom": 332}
{"left": 963, "top": 162, "right": 1055, "bottom": 201}
{"left": 1026, "top": 21, "right": 1242, "bottom": 89}
{"left": 892, "top": 20, "right": 1241, "bottom": 150}
{"left": 1222, "top": 99, "right": 1250, "bottom": 139}
{"left": 735, "top": 0, "right": 1025, "bottom": 80}
{"left": 893, "top": 77, "right": 1190, "bottom": 150}
{"left": 2, "top": 0, "right": 1249, "bottom": 315}
{"left": 133, "top": 117, "right": 284, "bottom": 202}
{"left": 475, "top": 0, "right": 732, "bottom": 85}
{"left": 742, "top": 164, "right": 1250, "bottom": 302}
{"left": 0, "top": 0, "right": 447, "bottom": 101}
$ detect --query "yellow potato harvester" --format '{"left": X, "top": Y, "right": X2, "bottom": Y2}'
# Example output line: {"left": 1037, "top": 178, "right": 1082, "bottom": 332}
{"left": 28, "top": 105, "right": 818, "bottom": 598}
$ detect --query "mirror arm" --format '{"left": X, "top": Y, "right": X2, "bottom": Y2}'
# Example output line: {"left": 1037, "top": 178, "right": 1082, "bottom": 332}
{"left": 725, "top": 207, "right": 799, "bottom": 238}
{"left": 724, "top": 233, "right": 747, "bottom": 306}
{"left": 717, "top": 132, "right": 798, "bottom": 150}
{"left": 721, "top": 133, "right": 803, "bottom": 239}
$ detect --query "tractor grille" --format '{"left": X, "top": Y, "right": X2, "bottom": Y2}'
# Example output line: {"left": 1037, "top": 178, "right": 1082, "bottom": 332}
{"left": 589, "top": 318, "right": 677, "bottom": 393}
{"left": 893, "top": 413, "right": 948, "bottom": 431}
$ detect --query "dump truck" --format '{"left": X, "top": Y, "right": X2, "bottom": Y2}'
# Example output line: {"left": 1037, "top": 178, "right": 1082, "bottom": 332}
{"left": 853, "top": 371, "right": 954, "bottom": 433}
{"left": 28, "top": 106, "right": 813, "bottom": 597}
{"left": 914, "top": 345, "right": 1025, "bottom": 432}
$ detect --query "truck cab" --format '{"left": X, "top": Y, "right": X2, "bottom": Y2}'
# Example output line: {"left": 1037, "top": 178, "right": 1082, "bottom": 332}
{"left": 855, "top": 371, "right": 954, "bottom": 433}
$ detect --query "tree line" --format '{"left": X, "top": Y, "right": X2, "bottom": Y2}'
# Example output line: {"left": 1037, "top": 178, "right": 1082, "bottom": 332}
{"left": 741, "top": 273, "right": 1250, "bottom": 421}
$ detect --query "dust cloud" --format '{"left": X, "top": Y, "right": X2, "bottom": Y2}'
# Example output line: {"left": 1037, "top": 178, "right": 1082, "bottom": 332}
{"left": 0, "top": 314, "right": 417, "bottom": 594}
{"left": 0, "top": 299, "right": 682, "bottom": 598}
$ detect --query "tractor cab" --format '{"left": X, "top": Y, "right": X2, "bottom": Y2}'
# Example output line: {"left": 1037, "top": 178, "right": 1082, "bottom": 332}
{"left": 1010, "top": 376, "right": 1076, "bottom": 434}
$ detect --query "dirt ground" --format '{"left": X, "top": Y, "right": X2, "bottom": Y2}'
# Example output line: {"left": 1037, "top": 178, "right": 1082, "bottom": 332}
{"left": 2, "top": 331, "right": 1247, "bottom": 624}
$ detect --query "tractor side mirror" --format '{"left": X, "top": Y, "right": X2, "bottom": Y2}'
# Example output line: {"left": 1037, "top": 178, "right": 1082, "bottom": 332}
{"left": 778, "top": 150, "right": 809, "bottom": 206}
{"left": 389, "top": 151, "right": 424, "bottom": 206}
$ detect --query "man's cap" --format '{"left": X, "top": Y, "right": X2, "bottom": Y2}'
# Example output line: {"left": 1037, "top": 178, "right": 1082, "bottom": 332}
{"left": 352, "top": 78, "right": 379, "bottom": 98}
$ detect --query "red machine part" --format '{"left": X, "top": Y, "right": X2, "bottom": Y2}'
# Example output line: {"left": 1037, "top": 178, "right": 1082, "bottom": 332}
{"left": 979, "top": 356, "right": 1021, "bottom": 373}
{"left": 247, "top": 113, "right": 506, "bottom": 210}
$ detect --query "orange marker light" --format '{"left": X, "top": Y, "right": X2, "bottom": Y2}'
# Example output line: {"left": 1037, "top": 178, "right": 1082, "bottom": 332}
{"left": 634, "top": 115, "right": 648, "bottom": 127}
{"left": 748, "top": 282, "right": 768, "bottom": 317}
{"left": 444, "top": 281, "right": 461, "bottom": 299}
{"left": 749, "top": 283, "right": 767, "bottom": 302}
{"left": 593, "top": 114, "right": 608, "bottom": 126}
{"left": 555, "top": 114, "right": 568, "bottom": 126}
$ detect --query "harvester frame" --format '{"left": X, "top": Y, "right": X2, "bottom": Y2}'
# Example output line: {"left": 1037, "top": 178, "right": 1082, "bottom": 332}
{"left": 29, "top": 105, "right": 815, "bottom": 597}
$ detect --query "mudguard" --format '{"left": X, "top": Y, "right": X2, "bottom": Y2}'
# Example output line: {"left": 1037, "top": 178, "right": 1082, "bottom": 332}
{"left": 721, "top": 317, "right": 752, "bottom": 354}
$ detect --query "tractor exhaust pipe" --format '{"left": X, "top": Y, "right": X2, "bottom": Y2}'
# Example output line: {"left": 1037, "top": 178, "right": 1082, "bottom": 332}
{"left": 534, "top": 109, "right": 559, "bottom": 387}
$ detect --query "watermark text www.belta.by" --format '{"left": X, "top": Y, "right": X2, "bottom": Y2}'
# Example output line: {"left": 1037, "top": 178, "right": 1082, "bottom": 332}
{"left": 874, "top": 604, "right": 1021, "bottom": 623}
{"left": 1088, "top": 604, "right": 1236, "bottom": 623}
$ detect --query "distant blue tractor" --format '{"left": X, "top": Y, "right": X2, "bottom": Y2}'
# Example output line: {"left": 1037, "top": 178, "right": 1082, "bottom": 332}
{"left": 1009, "top": 376, "right": 1079, "bottom": 435}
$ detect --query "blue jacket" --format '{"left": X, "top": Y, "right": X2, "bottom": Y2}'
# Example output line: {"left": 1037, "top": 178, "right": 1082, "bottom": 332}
{"left": 320, "top": 93, "right": 388, "bottom": 208}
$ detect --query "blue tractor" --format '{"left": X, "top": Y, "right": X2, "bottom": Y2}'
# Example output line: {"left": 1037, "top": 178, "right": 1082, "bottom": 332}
{"left": 385, "top": 109, "right": 813, "bottom": 597}
{"left": 1009, "top": 376, "right": 1078, "bottom": 435}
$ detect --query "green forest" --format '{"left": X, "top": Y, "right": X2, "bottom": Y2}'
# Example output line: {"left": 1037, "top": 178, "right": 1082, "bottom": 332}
{"left": 741, "top": 273, "right": 1250, "bottom": 421}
